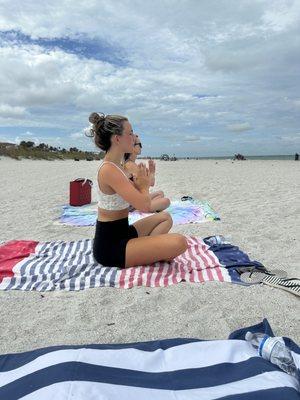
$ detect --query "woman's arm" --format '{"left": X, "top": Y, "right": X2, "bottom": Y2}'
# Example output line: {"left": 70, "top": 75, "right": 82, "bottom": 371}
{"left": 150, "top": 173, "right": 155, "bottom": 187}
{"left": 148, "top": 160, "right": 156, "bottom": 187}
{"left": 125, "top": 160, "right": 155, "bottom": 187}
{"left": 125, "top": 160, "right": 155, "bottom": 186}
{"left": 101, "top": 164, "right": 151, "bottom": 212}
{"left": 124, "top": 161, "right": 139, "bottom": 178}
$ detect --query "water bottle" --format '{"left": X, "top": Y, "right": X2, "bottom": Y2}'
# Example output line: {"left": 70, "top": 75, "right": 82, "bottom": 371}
{"left": 245, "top": 332, "right": 297, "bottom": 377}
{"left": 205, "top": 235, "right": 230, "bottom": 246}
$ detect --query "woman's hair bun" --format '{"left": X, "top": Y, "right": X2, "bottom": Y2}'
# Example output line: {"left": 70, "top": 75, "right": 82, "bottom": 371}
{"left": 89, "top": 112, "right": 105, "bottom": 125}
{"left": 87, "top": 112, "right": 128, "bottom": 152}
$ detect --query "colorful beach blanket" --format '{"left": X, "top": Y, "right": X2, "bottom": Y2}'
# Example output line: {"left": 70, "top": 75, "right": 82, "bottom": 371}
{"left": 0, "top": 237, "right": 235, "bottom": 291}
{"left": 0, "top": 319, "right": 299, "bottom": 399}
{"left": 56, "top": 199, "right": 220, "bottom": 227}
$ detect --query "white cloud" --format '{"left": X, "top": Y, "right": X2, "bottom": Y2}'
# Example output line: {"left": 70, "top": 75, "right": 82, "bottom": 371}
{"left": 261, "top": 1, "right": 300, "bottom": 32}
{"left": 183, "top": 135, "right": 202, "bottom": 142}
{"left": 0, "top": 1, "right": 299, "bottom": 155}
{"left": 227, "top": 123, "right": 253, "bottom": 133}
{"left": 292, "top": 100, "right": 300, "bottom": 108}
{"left": 0, "top": 104, "right": 27, "bottom": 118}
{"left": 15, "top": 135, "right": 40, "bottom": 145}
{"left": 182, "top": 134, "right": 218, "bottom": 143}
{"left": 200, "top": 136, "right": 218, "bottom": 141}
{"left": 284, "top": 97, "right": 300, "bottom": 109}
{"left": 278, "top": 133, "right": 300, "bottom": 142}
{"left": 70, "top": 131, "right": 84, "bottom": 139}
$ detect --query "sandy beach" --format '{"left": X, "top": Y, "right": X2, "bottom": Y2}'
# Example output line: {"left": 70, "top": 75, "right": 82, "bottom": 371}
{"left": 0, "top": 158, "right": 299, "bottom": 354}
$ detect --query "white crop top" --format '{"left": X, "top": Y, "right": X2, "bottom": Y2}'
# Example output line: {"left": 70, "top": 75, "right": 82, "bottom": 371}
{"left": 97, "top": 161, "right": 130, "bottom": 211}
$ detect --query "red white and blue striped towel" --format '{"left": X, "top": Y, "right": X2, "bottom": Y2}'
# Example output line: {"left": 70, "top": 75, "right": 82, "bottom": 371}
{"left": 0, "top": 237, "right": 232, "bottom": 291}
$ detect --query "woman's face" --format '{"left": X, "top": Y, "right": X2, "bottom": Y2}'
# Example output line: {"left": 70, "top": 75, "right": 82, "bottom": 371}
{"left": 133, "top": 135, "right": 142, "bottom": 156}
{"left": 119, "top": 121, "right": 135, "bottom": 153}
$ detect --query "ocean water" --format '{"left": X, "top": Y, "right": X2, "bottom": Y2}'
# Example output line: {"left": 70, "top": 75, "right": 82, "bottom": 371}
{"left": 148, "top": 155, "right": 298, "bottom": 161}
{"left": 241, "top": 155, "right": 296, "bottom": 160}
{"left": 198, "top": 155, "right": 296, "bottom": 161}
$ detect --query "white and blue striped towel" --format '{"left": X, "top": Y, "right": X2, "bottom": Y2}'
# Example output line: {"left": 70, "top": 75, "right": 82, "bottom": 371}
{"left": 0, "top": 320, "right": 299, "bottom": 399}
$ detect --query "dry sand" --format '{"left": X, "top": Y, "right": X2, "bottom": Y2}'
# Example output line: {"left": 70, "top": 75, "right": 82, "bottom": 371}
{"left": 0, "top": 158, "right": 299, "bottom": 354}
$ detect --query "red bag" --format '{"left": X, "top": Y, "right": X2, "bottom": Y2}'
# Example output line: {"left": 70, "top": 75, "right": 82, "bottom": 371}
{"left": 69, "top": 178, "right": 93, "bottom": 206}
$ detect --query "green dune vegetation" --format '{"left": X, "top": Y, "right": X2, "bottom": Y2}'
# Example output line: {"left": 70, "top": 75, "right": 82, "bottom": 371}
{"left": 0, "top": 141, "right": 104, "bottom": 161}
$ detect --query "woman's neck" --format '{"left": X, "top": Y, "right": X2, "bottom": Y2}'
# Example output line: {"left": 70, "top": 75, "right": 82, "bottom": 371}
{"left": 104, "top": 149, "right": 124, "bottom": 166}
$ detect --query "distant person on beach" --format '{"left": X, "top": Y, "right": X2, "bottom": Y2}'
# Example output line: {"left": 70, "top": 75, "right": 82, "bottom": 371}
{"left": 234, "top": 153, "right": 246, "bottom": 161}
{"left": 123, "top": 134, "right": 170, "bottom": 212}
{"left": 87, "top": 112, "right": 187, "bottom": 269}
{"left": 295, "top": 153, "right": 299, "bottom": 161}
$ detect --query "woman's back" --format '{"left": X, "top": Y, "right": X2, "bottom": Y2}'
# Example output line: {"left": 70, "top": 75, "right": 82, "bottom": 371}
{"left": 97, "top": 161, "right": 131, "bottom": 222}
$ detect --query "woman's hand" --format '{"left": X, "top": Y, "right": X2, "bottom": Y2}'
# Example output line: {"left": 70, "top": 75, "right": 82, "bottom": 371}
{"left": 148, "top": 159, "right": 156, "bottom": 186}
{"left": 148, "top": 159, "right": 156, "bottom": 175}
{"left": 133, "top": 163, "right": 151, "bottom": 192}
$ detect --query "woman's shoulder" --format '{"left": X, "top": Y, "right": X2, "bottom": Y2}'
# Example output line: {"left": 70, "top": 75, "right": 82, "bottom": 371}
{"left": 98, "top": 161, "right": 114, "bottom": 173}
{"left": 98, "top": 161, "right": 127, "bottom": 179}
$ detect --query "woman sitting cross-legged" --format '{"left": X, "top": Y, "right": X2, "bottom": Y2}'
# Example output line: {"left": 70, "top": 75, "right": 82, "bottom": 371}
{"left": 87, "top": 112, "right": 188, "bottom": 269}
{"left": 124, "top": 135, "right": 170, "bottom": 212}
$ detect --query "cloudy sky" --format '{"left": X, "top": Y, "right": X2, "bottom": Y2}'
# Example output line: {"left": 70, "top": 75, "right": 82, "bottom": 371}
{"left": 0, "top": 1, "right": 299, "bottom": 156}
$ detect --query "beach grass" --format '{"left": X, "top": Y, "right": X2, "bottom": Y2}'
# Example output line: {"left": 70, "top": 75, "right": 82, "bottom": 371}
{"left": 0, "top": 142, "right": 104, "bottom": 161}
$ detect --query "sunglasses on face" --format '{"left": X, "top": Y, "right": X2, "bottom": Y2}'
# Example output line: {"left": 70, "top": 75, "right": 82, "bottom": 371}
{"left": 135, "top": 143, "right": 142, "bottom": 148}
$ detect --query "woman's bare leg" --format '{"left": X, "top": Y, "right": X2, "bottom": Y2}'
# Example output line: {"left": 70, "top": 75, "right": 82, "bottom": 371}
{"left": 125, "top": 233, "right": 188, "bottom": 268}
{"left": 133, "top": 211, "right": 172, "bottom": 237}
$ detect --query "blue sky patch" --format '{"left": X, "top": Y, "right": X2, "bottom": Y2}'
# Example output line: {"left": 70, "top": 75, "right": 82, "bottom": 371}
{"left": 0, "top": 30, "right": 128, "bottom": 67}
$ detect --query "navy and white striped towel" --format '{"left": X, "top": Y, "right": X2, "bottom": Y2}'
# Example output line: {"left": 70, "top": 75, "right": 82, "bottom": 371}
{"left": 0, "top": 319, "right": 299, "bottom": 399}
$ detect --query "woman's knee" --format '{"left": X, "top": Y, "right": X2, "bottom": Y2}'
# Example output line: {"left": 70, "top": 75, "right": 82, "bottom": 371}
{"left": 151, "top": 197, "right": 170, "bottom": 213}
{"left": 163, "top": 234, "right": 187, "bottom": 261}
{"left": 173, "top": 234, "right": 188, "bottom": 253}
{"left": 163, "top": 197, "right": 171, "bottom": 208}
{"left": 160, "top": 211, "right": 173, "bottom": 226}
